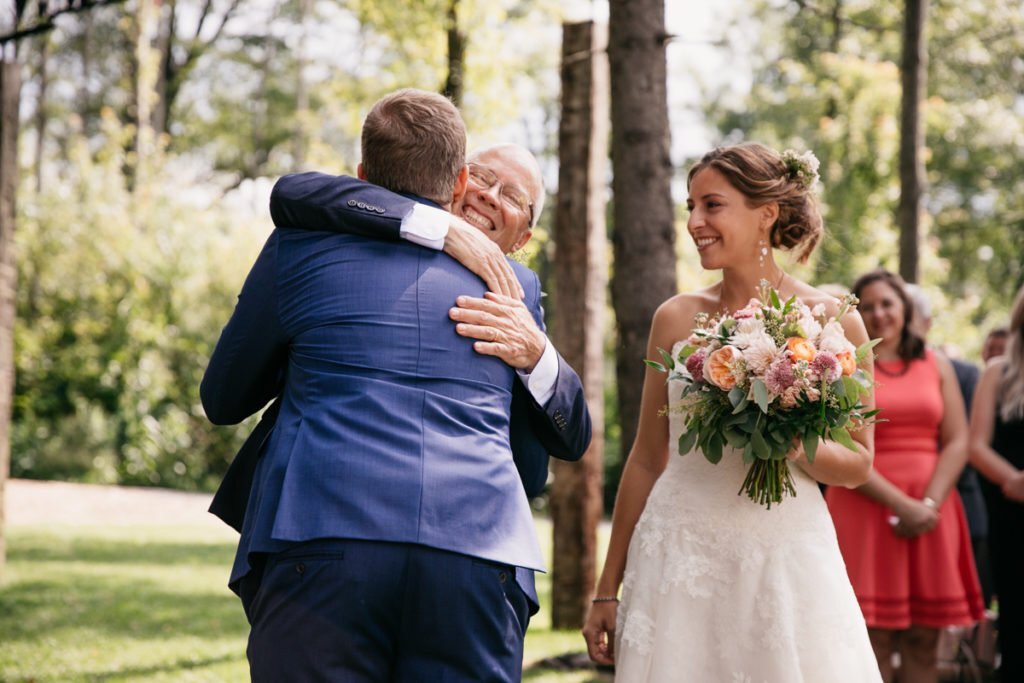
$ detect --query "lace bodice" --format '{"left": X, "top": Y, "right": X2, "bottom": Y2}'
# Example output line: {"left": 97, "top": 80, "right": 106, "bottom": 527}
{"left": 614, "top": 342, "right": 881, "bottom": 682}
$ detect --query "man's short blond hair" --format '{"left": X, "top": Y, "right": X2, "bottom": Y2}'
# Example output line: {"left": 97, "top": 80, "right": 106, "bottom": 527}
{"left": 361, "top": 89, "right": 466, "bottom": 204}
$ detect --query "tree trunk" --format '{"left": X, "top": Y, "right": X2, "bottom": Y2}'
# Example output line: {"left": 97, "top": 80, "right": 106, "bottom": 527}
{"left": 549, "top": 20, "right": 609, "bottom": 630}
{"left": 0, "top": 55, "right": 22, "bottom": 582}
{"left": 608, "top": 0, "right": 676, "bottom": 466}
{"left": 292, "top": 0, "right": 312, "bottom": 169}
{"left": 152, "top": 0, "right": 176, "bottom": 137}
{"left": 442, "top": 0, "right": 465, "bottom": 107}
{"left": 898, "top": 0, "right": 928, "bottom": 283}
{"left": 133, "top": 0, "right": 160, "bottom": 192}
{"left": 33, "top": 35, "right": 48, "bottom": 192}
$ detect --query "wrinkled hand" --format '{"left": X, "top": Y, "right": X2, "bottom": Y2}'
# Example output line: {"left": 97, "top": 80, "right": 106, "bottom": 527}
{"left": 582, "top": 602, "right": 617, "bottom": 666}
{"left": 443, "top": 217, "right": 524, "bottom": 299}
{"left": 1002, "top": 471, "right": 1024, "bottom": 503}
{"left": 449, "top": 293, "right": 546, "bottom": 370}
{"left": 892, "top": 498, "right": 940, "bottom": 538}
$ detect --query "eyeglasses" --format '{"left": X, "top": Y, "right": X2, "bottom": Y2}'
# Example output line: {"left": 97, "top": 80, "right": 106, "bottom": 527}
{"left": 467, "top": 163, "right": 535, "bottom": 226}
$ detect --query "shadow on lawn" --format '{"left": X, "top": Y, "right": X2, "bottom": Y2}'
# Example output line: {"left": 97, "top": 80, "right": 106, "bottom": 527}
{"left": 77, "top": 652, "right": 246, "bottom": 682}
{"left": 0, "top": 536, "right": 248, "bottom": 645}
{"left": 10, "top": 533, "right": 235, "bottom": 567}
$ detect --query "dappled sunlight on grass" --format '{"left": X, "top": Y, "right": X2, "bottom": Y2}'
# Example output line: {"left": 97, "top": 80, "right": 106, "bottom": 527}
{"left": 0, "top": 525, "right": 249, "bottom": 682}
{"left": 0, "top": 518, "right": 612, "bottom": 682}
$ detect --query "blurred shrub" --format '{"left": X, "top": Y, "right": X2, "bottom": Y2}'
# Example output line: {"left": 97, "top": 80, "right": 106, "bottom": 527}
{"left": 13, "top": 116, "right": 266, "bottom": 490}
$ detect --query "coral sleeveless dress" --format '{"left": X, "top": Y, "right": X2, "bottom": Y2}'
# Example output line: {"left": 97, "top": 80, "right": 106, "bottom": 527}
{"left": 826, "top": 350, "right": 984, "bottom": 629}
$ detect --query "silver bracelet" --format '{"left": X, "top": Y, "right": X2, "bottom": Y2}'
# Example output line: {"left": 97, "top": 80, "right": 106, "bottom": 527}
{"left": 592, "top": 596, "right": 619, "bottom": 603}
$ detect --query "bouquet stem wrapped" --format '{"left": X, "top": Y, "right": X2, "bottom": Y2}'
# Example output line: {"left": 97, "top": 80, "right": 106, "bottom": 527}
{"left": 647, "top": 282, "right": 878, "bottom": 509}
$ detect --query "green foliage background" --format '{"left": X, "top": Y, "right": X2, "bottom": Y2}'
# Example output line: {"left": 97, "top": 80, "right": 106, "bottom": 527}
{"left": 11, "top": 0, "right": 1024, "bottom": 496}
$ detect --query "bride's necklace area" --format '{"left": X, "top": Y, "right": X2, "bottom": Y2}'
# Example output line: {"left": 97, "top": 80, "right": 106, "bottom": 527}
{"left": 717, "top": 269, "right": 787, "bottom": 315}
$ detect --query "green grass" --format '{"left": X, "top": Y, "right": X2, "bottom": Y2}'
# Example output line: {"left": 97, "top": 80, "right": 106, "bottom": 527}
{"left": 0, "top": 520, "right": 611, "bottom": 682}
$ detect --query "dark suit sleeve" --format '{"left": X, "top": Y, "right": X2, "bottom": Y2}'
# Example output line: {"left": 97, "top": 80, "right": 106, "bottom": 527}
{"left": 208, "top": 398, "right": 281, "bottom": 532}
{"left": 509, "top": 268, "right": 593, "bottom": 497}
{"left": 200, "top": 231, "right": 288, "bottom": 425}
{"left": 270, "top": 173, "right": 414, "bottom": 239}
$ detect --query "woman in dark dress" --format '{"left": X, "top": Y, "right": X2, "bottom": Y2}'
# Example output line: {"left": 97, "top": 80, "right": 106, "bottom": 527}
{"left": 969, "top": 283, "right": 1024, "bottom": 682}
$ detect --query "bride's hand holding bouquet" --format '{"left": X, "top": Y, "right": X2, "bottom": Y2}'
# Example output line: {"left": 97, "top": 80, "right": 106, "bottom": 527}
{"left": 647, "top": 281, "right": 880, "bottom": 508}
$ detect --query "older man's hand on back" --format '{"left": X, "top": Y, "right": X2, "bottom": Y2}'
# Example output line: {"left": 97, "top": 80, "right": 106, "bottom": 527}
{"left": 450, "top": 292, "right": 547, "bottom": 371}
{"left": 442, "top": 216, "right": 524, "bottom": 300}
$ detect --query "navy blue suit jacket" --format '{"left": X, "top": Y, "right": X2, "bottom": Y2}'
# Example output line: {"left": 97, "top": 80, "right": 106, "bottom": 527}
{"left": 202, "top": 203, "right": 589, "bottom": 611}
{"left": 209, "top": 177, "right": 591, "bottom": 535}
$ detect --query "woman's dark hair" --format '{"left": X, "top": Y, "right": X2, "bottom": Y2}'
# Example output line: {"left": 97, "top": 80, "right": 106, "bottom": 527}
{"left": 686, "top": 142, "right": 823, "bottom": 263}
{"left": 852, "top": 268, "right": 926, "bottom": 362}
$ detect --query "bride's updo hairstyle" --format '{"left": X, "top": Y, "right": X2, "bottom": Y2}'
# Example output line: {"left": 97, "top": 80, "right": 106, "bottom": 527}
{"left": 686, "top": 142, "right": 823, "bottom": 263}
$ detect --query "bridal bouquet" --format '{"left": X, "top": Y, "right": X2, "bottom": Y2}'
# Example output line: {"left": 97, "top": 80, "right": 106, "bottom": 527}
{"left": 647, "top": 282, "right": 878, "bottom": 509}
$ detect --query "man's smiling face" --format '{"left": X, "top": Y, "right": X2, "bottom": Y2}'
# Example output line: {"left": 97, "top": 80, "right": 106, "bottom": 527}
{"left": 455, "top": 145, "right": 542, "bottom": 254}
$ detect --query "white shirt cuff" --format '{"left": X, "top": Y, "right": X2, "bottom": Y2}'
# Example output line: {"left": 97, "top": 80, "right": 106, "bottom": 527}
{"left": 516, "top": 339, "right": 558, "bottom": 406}
{"left": 399, "top": 202, "right": 450, "bottom": 250}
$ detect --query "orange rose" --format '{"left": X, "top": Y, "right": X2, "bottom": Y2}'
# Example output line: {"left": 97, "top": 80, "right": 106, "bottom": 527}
{"left": 837, "top": 351, "right": 857, "bottom": 376}
{"left": 786, "top": 337, "right": 816, "bottom": 363}
{"left": 704, "top": 345, "right": 740, "bottom": 390}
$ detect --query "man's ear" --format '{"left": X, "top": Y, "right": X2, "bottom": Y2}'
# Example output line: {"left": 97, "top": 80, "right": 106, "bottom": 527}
{"left": 451, "top": 165, "right": 469, "bottom": 205}
{"left": 511, "top": 228, "right": 533, "bottom": 253}
{"left": 357, "top": 162, "right": 367, "bottom": 181}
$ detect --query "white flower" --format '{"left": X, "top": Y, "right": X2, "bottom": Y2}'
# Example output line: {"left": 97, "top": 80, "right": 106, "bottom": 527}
{"left": 781, "top": 149, "right": 820, "bottom": 189}
{"left": 733, "top": 317, "right": 770, "bottom": 348}
{"left": 798, "top": 309, "right": 823, "bottom": 340}
{"left": 741, "top": 334, "right": 781, "bottom": 374}
{"left": 817, "top": 320, "right": 855, "bottom": 355}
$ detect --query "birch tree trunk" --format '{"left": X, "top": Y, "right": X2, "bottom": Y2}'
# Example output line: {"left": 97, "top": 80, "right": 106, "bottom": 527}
{"left": 549, "top": 20, "right": 609, "bottom": 630}
{"left": 0, "top": 53, "right": 21, "bottom": 582}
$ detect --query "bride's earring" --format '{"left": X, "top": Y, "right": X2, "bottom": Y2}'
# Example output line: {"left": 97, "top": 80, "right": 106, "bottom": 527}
{"left": 758, "top": 238, "right": 768, "bottom": 269}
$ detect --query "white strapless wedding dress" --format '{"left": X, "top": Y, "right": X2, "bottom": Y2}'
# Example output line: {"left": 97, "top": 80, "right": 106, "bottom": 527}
{"left": 614, "top": 346, "right": 882, "bottom": 682}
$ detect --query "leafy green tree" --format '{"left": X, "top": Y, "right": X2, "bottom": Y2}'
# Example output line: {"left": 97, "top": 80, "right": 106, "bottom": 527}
{"left": 705, "top": 0, "right": 1024, "bottom": 351}
{"left": 14, "top": 113, "right": 265, "bottom": 489}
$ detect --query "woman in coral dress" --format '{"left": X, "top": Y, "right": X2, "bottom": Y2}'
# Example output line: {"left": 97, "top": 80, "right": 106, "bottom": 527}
{"left": 827, "top": 269, "right": 983, "bottom": 683}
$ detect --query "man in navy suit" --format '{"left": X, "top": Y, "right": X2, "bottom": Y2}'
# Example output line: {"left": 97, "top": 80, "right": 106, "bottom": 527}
{"left": 262, "top": 142, "right": 591, "bottom": 491}
{"left": 202, "top": 89, "right": 588, "bottom": 681}
{"left": 208, "top": 143, "right": 590, "bottom": 534}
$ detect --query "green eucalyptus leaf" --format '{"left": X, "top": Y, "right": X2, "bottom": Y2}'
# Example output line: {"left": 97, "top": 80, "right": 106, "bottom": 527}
{"left": 678, "top": 428, "right": 698, "bottom": 456}
{"left": 728, "top": 386, "right": 745, "bottom": 408}
{"left": 802, "top": 431, "right": 819, "bottom": 463}
{"left": 830, "top": 378, "right": 847, "bottom": 399}
{"left": 723, "top": 428, "right": 748, "bottom": 449}
{"left": 742, "top": 442, "right": 755, "bottom": 465}
{"left": 706, "top": 434, "right": 724, "bottom": 464}
{"left": 829, "top": 426, "right": 858, "bottom": 451}
{"left": 855, "top": 338, "right": 882, "bottom": 364}
{"left": 644, "top": 359, "right": 667, "bottom": 373}
{"left": 658, "top": 347, "right": 676, "bottom": 370}
{"left": 753, "top": 379, "right": 770, "bottom": 413}
{"left": 751, "top": 429, "right": 770, "bottom": 460}
{"left": 843, "top": 376, "right": 865, "bottom": 400}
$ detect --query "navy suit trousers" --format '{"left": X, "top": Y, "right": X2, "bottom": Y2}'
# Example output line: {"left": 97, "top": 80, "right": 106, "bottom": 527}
{"left": 243, "top": 539, "right": 531, "bottom": 682}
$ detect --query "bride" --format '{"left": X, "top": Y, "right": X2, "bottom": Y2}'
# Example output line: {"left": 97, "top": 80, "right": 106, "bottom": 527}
{"left": 582, "top": 143, "right": 883, "bottom": 682}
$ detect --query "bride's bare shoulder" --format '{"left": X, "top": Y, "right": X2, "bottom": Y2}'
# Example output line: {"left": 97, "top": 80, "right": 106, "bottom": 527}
{"left": 790, "top": 280, "right": 845, "bottom": 315}
{"left": 651, "top": 287, "right": 718, "bottom": 340}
